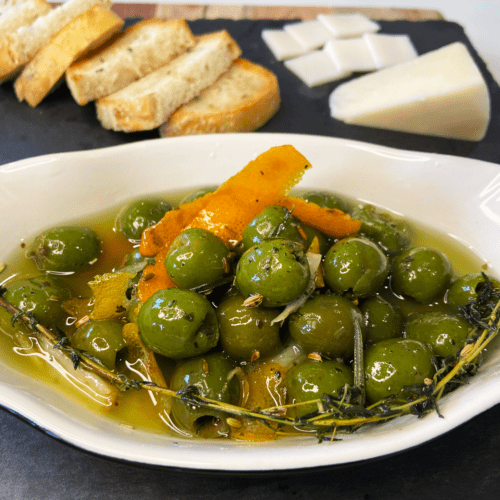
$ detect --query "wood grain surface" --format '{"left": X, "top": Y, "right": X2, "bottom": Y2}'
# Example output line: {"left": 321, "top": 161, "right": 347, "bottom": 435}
{"left": 107, "top": 4, "right": 444, "bottom": 21}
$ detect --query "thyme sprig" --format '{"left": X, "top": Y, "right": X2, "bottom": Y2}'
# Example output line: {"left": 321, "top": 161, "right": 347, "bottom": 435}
{"left": 1, "top": 281, "right": 500, "bottom": 440}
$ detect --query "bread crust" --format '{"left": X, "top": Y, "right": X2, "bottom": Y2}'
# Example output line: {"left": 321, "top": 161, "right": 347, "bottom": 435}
{"left": 14, "top": 3, "right": 123, "bottom": 107}
{"left": 96, "top": 30, "right": 242, "bottom": 132}
{"left": 0, "top": 0, "right": 112, "bottom": 81}
{"left": 66, "top": 18, "right": 196, "bottom": 105}
{"left": 160, "top": 59, "right": 280, "bottom": 137}
{"left": 0, "top": 0, "right": 51, "bottom": 37}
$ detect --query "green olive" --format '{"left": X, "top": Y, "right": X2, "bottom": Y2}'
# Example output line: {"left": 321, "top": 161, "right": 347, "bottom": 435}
{"left": 170, "top": 352, "right": 240, "bottom": 438}
{"left": 164, "top": 228, "right": 230, "bottom": 290}
{"left": 360, "top": 295, "right": 403, "bottom": 346}
{"left": 118, "top": 199, "right": 173, "bottom": 241}
{"left": 391, "top": 247, "right": 453, "bottom": 303}
{"left": 446, "top": 273, "right": 500, "bottom": 312}
{"left": 72, "top": 320, "right": 126, "bottom": 370}
{"left": 288, "top": 294, "right": 363, "bottom": 359}
{"left": 285, "top": 359, "right": 354, "bottom": 418}
{"left": 29, "top": 226, "right": 101, "bottom": 273}
{"left": 364, "top": 338, "right": 436, "bottom": 404}
{"left": 121, "top": 250, "right": 149, "bottom": 288}
{"left": 351, "top": 205, "right": 412, "bottom": 255}
{"left": 180, "top": 186, "right": 218, "bottom": 205}
{"left": 241, "top": 205, "right": 307, "bottom": 250}
{"left": 235, "top": 239, "right": 311, "bottom": 308}
{"left": 2, "top": 276, "right": 71, "bottom": 326}
{"left": 323, "top": 237, "right": 389, "bottom": 299}
{"left": 137, "top": 288, "right": 219, "bottom": 359}
{"left": 216, "top": 293, "right": 281, "bottom": 361}
{"left": 298, "top": 191, "right": 353, "bottom": 214}
{"left": 405, "top": 312, "right": 472, "bottom": 358}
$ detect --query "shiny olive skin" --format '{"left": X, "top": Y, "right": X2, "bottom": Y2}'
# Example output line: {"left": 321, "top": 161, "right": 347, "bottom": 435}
{"left": 391, "top": 247, "right": 453, "bottom": 303}
{"left": 285, "top": 359, "right": 354, "bottom": 417}
{"left": 235, "top": 239, "right": 311, "bottom": 308}
{"left": 323, "top": 237, "right": 389, "bottom": 299}
{"left": 170, "top": 352, "right": 240, "bottom": 437}
{"left": 164, "top": 228, "right": 230, "bottom": 290}
{"left": 216, "top": 293, "right": 281, "bottom": 361}
{"left": 118, "top": 199, "right": 173, "bottom": 241}
{"left": 351, "top": 205, "right": 411, "bottom": 255}
{"left": 137, "top": 288, "right": 219, "bottom": 359}
{"left": 446, "top": 273, "right": 500, "bottom": 312}
{"left": 30, "top": 226, "right": 101, "bottom": 273}
{"left": 405, "top": 312, "right": 471, "bottom": 358}
{"left": 364, "top": 338, "right": 436, "bottom": 404}
{"left": 72, "top": 320, "right": 126, "bottom": 370}
{"left": 121, "top": 250, "right": 149, "bottom": 287}
{"left": 298, "top": 191, "right": 353, "bottom": 214}
{"left": 2, "top": 276, "right": 71, "bottom": 326}
{"left": 180, "top": 186, "right": 218, "bottom": 205}
{"left": 288, "top": 294, "right": 363, "bottom": 359}
{"left": 360, "top": 295, "right": 403, "bottom": 346}
{"left": 242, "top": 205, "right": 307, "bottom": 250}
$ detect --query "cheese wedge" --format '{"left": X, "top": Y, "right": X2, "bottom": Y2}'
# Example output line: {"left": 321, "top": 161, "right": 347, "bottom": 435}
{"left": 329, "top": 42, "right": 490, "bottom": 141}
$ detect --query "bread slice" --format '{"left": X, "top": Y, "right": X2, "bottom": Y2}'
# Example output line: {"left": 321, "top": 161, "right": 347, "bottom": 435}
{"left": 96, "top": 30, "right": 242, "bottom": 132}
{"left": 0, "top": 0, "right": 112, "bottom": 82}
{"left": 0, "top": 0, "right": 52, "bottom": 37}
{"left": 14, "top": 3, "right": 123, "bottom": 107}
{"left": 66, "top": 19, "right": 196, "bottom": 106}
{"left": 159, "top": 58, "right": 280, "bottom": 137}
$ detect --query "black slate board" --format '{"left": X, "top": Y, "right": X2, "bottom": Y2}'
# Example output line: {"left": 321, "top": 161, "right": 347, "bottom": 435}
{"left": 2, "top": 17, "right": 500, "bottom": 500}
{"left": 1, "top": 19, "right": 499, "bottom": 165}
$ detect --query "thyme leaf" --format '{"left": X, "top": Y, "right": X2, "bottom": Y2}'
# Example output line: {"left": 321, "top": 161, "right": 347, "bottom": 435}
{"left": 1, "top": 282, "right": 500, "bottom": 443}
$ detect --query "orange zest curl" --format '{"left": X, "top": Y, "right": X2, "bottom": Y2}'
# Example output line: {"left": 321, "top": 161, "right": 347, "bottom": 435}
{"left": 278, "top": 196, "right": 360, "bottom": 238}
{"left": 137, "top": 145, "right": 360, "bottom": 302}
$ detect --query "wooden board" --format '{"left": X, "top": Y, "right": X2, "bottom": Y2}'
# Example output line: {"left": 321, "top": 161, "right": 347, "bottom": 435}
{"left": 107, "top": 4, "right": 444, "bottom": 21}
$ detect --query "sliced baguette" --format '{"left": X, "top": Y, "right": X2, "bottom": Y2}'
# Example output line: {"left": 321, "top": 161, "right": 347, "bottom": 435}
{"left": 160, "top": 58, "right": 280, "bottom": 137}
{"left": 14, "top": 3, "right": 123, "bottom": 107}
{"left": 66, "top": 18, "right": 196, "bottom": 106}
{"left": 0, "top": 0, "right": 52, "bottom": 37}
{"left": 0, "top": 0, "right": 112, "bottom": 81}
{"left": 96, "top": 30, "right": 242, "bottom": 132}
{"left": 0, "top": 0, "right": 24, "bottom": 17}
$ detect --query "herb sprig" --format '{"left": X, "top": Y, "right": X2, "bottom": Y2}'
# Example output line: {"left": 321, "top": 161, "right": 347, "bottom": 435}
{"left": 1, "top": 279, "right": 499, "bottom": 441}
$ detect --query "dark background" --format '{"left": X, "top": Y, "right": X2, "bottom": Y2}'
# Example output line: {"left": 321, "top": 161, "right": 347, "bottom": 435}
{"left": 1, "top": 18, "right": 500, "bottom": 500}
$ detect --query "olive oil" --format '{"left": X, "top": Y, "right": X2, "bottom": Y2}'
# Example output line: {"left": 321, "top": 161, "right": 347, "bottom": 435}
{"left": 0, "top": 189, "right": 490, "bottom": 439}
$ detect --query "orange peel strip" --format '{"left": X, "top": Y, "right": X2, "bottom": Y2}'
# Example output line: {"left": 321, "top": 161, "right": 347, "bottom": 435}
{"left": 138, "top": 145, "right": 311, "bottom": 302}
{"left": 278, "top": 196, "right": 361, "bottom": 238}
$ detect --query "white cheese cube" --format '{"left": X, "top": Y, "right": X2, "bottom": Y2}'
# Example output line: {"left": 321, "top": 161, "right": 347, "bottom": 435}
{"left": 285, "top": 50, "right": 351, "bottom": 87}
{"left": 318, "top": 13, "right": 380, "bottom": 38}
{"left": 364, "top": 33, "right": 418, "bottom": 68}
{"left": 324, "top": 38, "right": 378, "bottom": 73}
{"left": 329, "top": 42, "right": 490, "bottom": 141}
{"left": 261, "top": 29, "right": 307, "bottom": 61}
{"left": 284, "top": 20, "right": 333, "bottom": 51}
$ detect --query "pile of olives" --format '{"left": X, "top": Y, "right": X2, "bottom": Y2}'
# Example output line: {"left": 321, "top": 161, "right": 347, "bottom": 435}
{"left": 1, "top": 190, "right": 496, "bottom": 440}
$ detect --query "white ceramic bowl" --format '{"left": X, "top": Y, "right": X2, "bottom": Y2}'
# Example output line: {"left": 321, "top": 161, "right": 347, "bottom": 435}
{"left": 1, "top": 133, "right": 500, "bottom": 471}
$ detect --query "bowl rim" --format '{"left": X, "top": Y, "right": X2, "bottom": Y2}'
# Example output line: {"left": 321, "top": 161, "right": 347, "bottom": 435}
{"left": 1, "top": 132, "right": 500, "bottom": 472}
